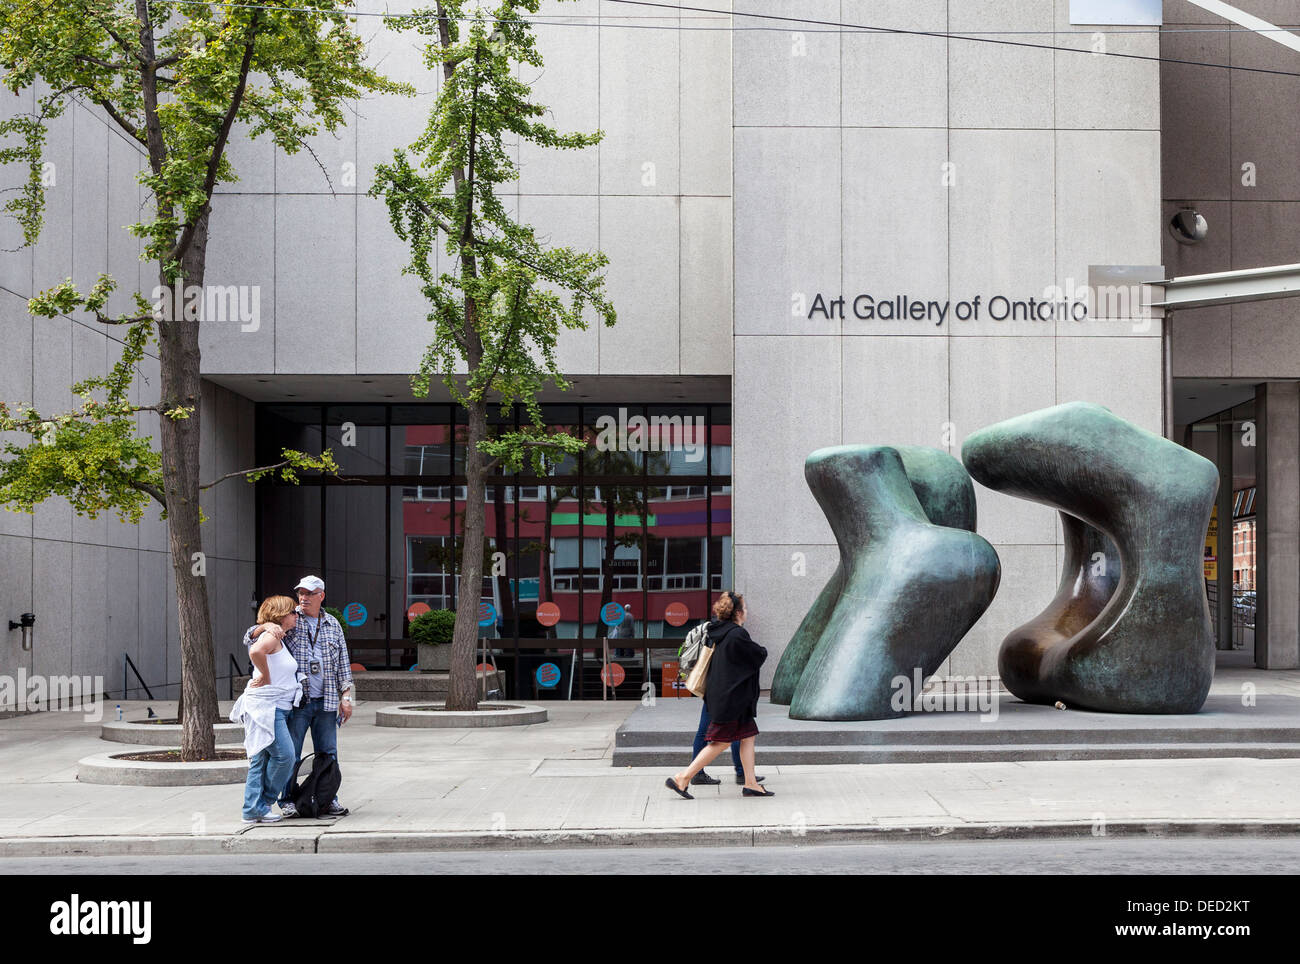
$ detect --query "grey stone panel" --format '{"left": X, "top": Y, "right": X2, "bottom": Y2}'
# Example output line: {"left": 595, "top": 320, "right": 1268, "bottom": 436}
{"left": 516, "top": 0, "right": 599, "bottom": 197}
{"left": 274, "top": 194, "right": 357, "bottom": 374}
{"left": 734, "top": 127, "right": 840, "bottom": 336}
{"left": 1230, "top": 201, "right": 1300, "bottom": 270}
{"left": 202, "top": 194, "right": 276, "bottom": 373}
{"left": 598, "top": 3, "right": 678, "bottom": 196}
{"left": 948, "top": 129, "right": 1054, "bottom": 335}
{"left": 355, "top": 193, "right": 436, "bottom": 374}
{"left": 1170, "top": 306, "right": 1231, "bottom": 379}
{"left": 680, "top": 0, "right": 731, "bottom": 197}
{"left": 841, "top": 0, "right": 946, "bottom": 128}
{"left": 733, "top": 336, "right": 840, "bottom": 547}
{"left": 31, "top": 86, "right": 74, "bottom": 299}
{"left": 0, "top": 294, "right": 34, "bottom": 540}
{"left": 1055, "top": 130, "right": 1161, "bottom": 295}
{"left": 841, "top": 129, "right": 948, "bottom": 332}
{"left": 1159, "top": 25, "right": 1231, "bottom": 202}
{"left": 1229, "top": 30, "right": 1300, "bottom": 202}
{"left": 0, "top": 86, "right": 34, "bottom": 298}
{"left": 734, "top": 0, "right": 838, "bottom": 128}
{"left": 1232, "top": 301, "right": 1300, "bottom": 380}
{"left": 598, "top": 196, "right": 679, "bottom": 374}
{"left": 30, "top": 539, "right": 71, "bottom": 683}
{"left": 135, "top": 550, "right": 170, "bottom": 698}
{"left": 0, "top": 534, "right": 34, "bottom": 675}
{"left": 949, "top": 0, "right": 1053, "bottom": 130}
{"left": 679, "top": 196, "right": 732, "bottom": 375}
{"left": 106, "top": 546, "right": 140, "bottom": 683}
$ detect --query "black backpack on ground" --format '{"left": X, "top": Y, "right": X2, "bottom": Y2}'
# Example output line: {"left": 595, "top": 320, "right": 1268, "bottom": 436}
{"left": 287, "top": 752, "right": 347, "bottom": 818}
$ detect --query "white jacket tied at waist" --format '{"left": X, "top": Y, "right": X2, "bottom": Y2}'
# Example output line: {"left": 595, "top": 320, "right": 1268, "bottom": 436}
{"left": 230, "top": 669, "right": 304, "bottom": 759}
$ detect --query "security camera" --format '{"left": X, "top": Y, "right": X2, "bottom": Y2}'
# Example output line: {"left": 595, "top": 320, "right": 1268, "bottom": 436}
{"left": 1169, "top": 208, "right": 1208, "bottom": 245}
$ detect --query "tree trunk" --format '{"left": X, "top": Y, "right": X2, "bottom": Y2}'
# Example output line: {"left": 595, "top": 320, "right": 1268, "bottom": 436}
{"left": 449, "top": 398, "right": 486, "bottom": 711}
{"left": 492, "top": 483, "right": 514, "bottom": 628}
{"left": 157, "top": 211, "right": 218, "bottom": 759}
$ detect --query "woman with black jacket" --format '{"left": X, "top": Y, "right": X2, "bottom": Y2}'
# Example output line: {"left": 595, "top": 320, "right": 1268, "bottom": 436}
{"left": 666, "top": 591, "right": 774, "bottom": 798}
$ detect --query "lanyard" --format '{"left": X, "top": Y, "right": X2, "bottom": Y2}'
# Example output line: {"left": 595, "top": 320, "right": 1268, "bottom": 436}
{"left": 301, "top": 611, "right": 323, "bottom": 651}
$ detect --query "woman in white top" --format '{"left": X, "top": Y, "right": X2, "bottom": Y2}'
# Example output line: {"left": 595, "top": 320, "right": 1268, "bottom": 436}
{"left": 235, "top": 595, "right": 302, "bottom": 824}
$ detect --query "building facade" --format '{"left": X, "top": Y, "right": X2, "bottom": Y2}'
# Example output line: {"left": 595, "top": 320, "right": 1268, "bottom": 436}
{"left": 1, "top": 0, "right": 1296, "bottom": 700}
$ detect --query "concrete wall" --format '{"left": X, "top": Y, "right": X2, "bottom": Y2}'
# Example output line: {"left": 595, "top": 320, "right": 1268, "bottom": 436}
{"left": 201, "top": 0, "right": 734, "bottom": 381}
{"left": 1161, "top": 0, "right": 1300, "bottom": 377}
{"left": 1161, "top": 1, "right": 1300, "bottom": 669}
{"left": 731, "top": 0, "right": 1164, "bottom": 683}
{"left": 0, "top": 88, "right": 255, "bottom": 701}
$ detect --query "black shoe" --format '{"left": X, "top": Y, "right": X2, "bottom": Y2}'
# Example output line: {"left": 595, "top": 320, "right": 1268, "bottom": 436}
{"left": 734, "top": 774, "right": 765, "bottom": 785}
{"left": 742, "top": 786, "right": 775, "bottom": 797}
{"left": 691, "top": 770, "right": 722, "bottom": 786}
{"left": 665, "top": 777, "right": 694, "bottom": 800}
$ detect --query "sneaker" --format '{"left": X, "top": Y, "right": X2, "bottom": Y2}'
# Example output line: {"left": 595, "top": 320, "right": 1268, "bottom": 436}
{"left": 690, "top": 770, "right": 721, "bottom": 786}
{"left": 322, "top": 800, "right": 349, "bottom": 817}
{"left": 280, "top": 802, "right": 298, "bottom": 819}
{"left": 242, "top": 811, "right": 282, "bottom": 825}
{"left": 734, "top": 774, "right": 766, "bottom": 785}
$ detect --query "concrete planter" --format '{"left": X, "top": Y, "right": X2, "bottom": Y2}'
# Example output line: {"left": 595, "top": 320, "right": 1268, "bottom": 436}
{"left": 417, "top": 643, "right": 453, "bottom": 672}
{"left": 375, "top": 703, "right": 547, "bottom": 728}
{"left": 100, "top": 720, "right": 244, "bottom": 746}
{"left": 77, "top": 750, "right": 248, "bottom": 786}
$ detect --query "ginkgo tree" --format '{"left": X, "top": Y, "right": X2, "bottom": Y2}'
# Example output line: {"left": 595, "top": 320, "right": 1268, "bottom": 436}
{"left": 0, "top": 0, "right": 406, "bottom": 759}
{"left": 371, "top": 0, "right": 616, "bottom": 711}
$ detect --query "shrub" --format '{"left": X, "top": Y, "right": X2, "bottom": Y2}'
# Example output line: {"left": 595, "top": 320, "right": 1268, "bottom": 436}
{"left": 410, "top": 609, "right": 456, "bottom": 646}
{"left": 323, "top": 606, "right": 350, "bottom": 641}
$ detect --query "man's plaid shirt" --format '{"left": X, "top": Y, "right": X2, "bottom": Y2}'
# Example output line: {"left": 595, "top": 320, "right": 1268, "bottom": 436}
{"left": 242, "top": 611, "right": 354, "bottom": 713}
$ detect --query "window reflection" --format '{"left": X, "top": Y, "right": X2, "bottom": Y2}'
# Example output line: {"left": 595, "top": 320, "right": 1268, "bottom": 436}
{"left": 258, "top": 402, "right": 731, "bottom": 681}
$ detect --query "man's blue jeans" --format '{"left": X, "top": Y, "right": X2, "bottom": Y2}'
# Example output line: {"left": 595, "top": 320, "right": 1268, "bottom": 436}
{"left": 243, "top": 707, "right": 294, "bottom": 820}
{"left": 693, "top": 701, "right": 742, "bottom": 774}
{"left": 279, "top": 698, "right": 340, "bottom": 804}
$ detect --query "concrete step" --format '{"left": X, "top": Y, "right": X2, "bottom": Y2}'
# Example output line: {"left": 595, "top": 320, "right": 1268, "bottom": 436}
{"left": 613, "top": 742, "right": 1300, "bottom": 767}
{"left": 615, "top": 724, "right": 1300, "bottom": 747}
{"left": 352, "top": 670, "right": 503, "bottom": 703}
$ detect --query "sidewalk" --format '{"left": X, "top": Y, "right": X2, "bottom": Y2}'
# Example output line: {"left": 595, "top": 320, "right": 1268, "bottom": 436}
{"left": 1, "top": 668, "right": 1298, "bottom": 857}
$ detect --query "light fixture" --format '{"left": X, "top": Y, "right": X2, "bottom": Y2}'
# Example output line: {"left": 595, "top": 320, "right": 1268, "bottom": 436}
{"left": 1169, "top": 208, "right": 1208, "bottom": 245}
{"left": 8, "top": 612, "right": 35, "bottom": 651}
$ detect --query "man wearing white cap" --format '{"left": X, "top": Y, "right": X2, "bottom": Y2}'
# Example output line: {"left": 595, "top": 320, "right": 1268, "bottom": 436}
{"left": 243, "top": 575, "right": 353, "bottom": 816}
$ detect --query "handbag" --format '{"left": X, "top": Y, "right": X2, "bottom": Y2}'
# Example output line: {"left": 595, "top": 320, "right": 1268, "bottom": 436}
{"left": 684, "top": 640, "right": 714, "bottom": 697}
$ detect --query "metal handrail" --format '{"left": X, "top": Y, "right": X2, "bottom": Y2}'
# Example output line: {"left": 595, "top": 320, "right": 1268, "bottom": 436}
{"left": 122, "top": 652, "right": 155, "bottom": 701}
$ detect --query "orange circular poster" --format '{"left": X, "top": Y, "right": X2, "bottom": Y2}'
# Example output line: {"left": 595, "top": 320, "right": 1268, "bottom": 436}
{"left": 407, "top": 602, "right": 431, "bottom": 623}
{"left": 536, "top": 601, "right": 561, "bottom": 627}
{"left": 601, "top": 662, "right": 627, "bottom": 688}
{"left": 664, "top": 602, "right": 689, "bottom": 627}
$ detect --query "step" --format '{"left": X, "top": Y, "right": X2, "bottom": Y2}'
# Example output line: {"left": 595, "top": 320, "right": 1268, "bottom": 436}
{"left": 612, "top": 742, "right": 1300, "bottom": 767}
{"left": 352, "top": 670, "right": 503, "bottom": 702}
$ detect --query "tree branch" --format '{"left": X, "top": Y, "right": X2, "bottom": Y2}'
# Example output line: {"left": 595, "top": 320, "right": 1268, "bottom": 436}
{"left": 169, "top": 13, "right": 260, "bottom": 266}
{"left": 478, "top": 285, "right": 523, "bottom": 399}
{"left": 75, "top": 54, "right": 130, "bottom": 71}
{"left": 199, "top": 459, "right": 291, "bottom": 490}
{"left": 91, "top": 96, "right": 143, "bottom": 143}
{"left": 126, "top": 478, "right": 168, "bottom": 509}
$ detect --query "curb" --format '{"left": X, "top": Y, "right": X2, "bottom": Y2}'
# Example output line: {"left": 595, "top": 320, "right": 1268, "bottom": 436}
{"left": 4, "top": 819, "right": 1300, "bottom": 858}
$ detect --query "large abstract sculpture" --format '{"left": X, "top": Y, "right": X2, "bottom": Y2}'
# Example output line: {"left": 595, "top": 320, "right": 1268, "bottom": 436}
{"left": 962, "top": 402, "right": 1218, "bottom": 714}
{"left": 771, "top": 445, "right": 1000, "bottom": 721}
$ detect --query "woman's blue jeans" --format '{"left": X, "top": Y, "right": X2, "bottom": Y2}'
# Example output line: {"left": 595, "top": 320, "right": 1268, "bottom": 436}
{"left": 242, "top": 707, "right": 294, "bottom": 820}
{"left": 693, "top": 701, "right": 743, "bottom": 773}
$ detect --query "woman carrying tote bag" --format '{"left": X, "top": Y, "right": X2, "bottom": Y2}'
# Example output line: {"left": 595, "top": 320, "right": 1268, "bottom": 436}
{"left": 665, "top": 591, "right": 773, "bottom": 798}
